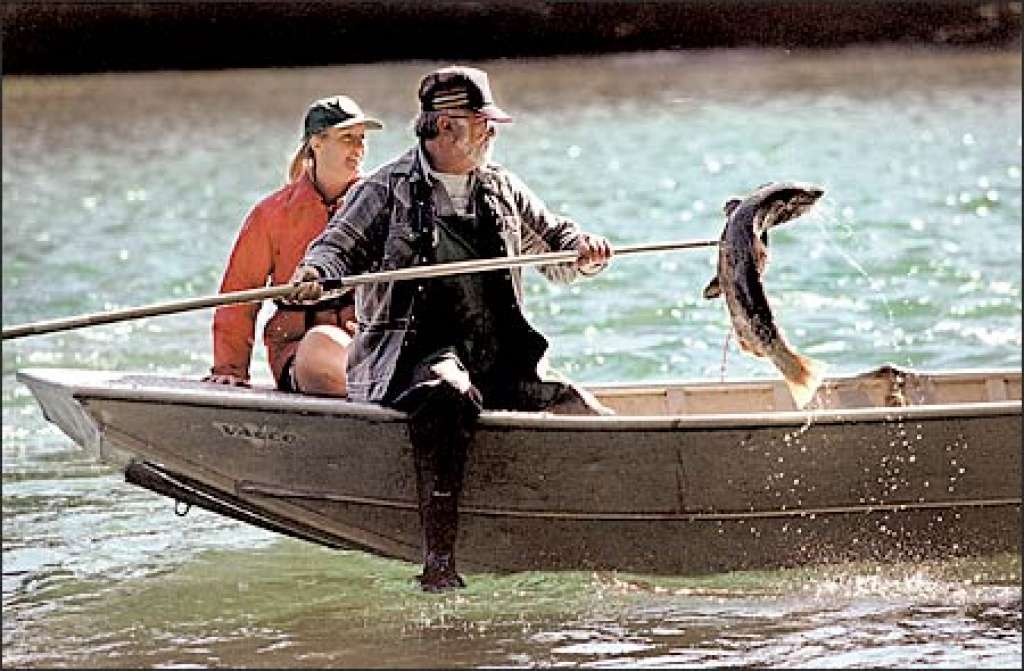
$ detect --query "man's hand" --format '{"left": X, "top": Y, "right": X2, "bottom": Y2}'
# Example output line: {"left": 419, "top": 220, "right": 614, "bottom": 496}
{"left": 285, "top": 265, "right": 324, "bottom": 303}
{"left": 575, "top": 233, "right": 613, "bottom": 274}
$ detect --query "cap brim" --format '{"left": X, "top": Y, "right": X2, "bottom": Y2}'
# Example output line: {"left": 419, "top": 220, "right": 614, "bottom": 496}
{"left": 331, "top": 116, "right": 385, "bottom": 131}
{"left": 479, "top": 104, "right": 513, "bottom": 123}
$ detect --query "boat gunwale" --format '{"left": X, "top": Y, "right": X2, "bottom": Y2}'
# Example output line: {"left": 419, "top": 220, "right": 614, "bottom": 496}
{"left": 584, "top": 366, "right": 1022, "bottom": 390}
{"left": 17, "top": 367, "right": 1022, "bottom": 431}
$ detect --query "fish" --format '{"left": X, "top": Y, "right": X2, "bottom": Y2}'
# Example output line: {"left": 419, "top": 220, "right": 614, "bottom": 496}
{"left": 703, "top": 181, "right": 826, "bottom": 409}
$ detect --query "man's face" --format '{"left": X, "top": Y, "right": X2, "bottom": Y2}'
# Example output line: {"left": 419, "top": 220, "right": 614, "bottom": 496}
{"left": 446, "top": 112, "right": 495, "bottom": 168}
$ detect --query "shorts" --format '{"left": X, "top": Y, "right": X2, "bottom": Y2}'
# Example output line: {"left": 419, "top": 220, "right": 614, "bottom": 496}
{"left": 277, "top": 355, "right": 299, "bottom": 393}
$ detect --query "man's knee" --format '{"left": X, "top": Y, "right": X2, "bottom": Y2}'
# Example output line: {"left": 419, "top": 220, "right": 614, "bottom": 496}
{"left": 391, "top": 350, "right": 483, "bottom": 418}
{"left": 427, "top": 355, "right": 476, "bottom": 397}
{"left": 403, "top": 377, "right": 482, "bottom": 428}
{"left": 294, "top": 326, "right": 351, "bottom": 396}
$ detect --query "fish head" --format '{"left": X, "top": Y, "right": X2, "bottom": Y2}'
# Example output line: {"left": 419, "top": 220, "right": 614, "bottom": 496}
{"left": 722, "top": 197, "right": 743, "bottom": 217}
{"left": 752, "top": 181, "right": 825, "bottom": 228}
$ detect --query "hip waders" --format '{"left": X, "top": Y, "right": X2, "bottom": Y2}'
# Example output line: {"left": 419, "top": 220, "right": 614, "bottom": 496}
{"left": 392, "top": 351, "right": 483, "bottom": 591}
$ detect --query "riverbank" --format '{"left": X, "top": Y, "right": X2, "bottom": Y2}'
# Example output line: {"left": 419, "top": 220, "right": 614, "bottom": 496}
{"left": 2, "top": 1, "right": 1021, "bottom": 74}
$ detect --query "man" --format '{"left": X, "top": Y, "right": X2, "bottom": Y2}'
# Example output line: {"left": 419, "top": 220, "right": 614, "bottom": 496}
{"left": 289, "top": 65, "right": 613, "bottom": 592}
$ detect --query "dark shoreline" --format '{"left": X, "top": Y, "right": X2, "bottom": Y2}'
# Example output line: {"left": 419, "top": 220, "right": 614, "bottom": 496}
{"left": 2, "top": 1, "right": 1021, "bottom": 75}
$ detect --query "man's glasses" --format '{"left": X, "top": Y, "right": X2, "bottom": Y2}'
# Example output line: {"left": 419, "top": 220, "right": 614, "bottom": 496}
{"left": 445, "top": 113, "right": 494, "bottom": 132}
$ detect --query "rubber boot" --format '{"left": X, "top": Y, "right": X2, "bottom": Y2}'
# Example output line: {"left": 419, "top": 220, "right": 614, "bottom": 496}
{"left": 407, "top": 383, "right": 477, "bottom": 592}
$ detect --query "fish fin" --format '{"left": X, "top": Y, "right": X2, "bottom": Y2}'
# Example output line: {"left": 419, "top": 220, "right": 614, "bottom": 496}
{"left": 778, "top": 353, "right": 826, "bottom": 409}
{"left": 702, "top": 276, "right": 722, "bottom": 299}
{"left": 722, "top": 198, "right": 742, "bottom": 216}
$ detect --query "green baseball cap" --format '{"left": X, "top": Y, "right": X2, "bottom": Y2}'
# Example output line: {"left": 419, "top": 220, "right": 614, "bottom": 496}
{"left": 303, "top": 95, "right": 383, "bottom": 141}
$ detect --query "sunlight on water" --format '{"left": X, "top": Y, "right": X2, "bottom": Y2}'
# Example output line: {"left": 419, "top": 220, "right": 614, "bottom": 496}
{"left": 4, "top": 537, "right": 1018, "bottom": 667}
{"left": 2, "top": 48, "right": 1021, "bottom": 668}
{"left": 805, "top": 203, "right": 909, "bottom": 369}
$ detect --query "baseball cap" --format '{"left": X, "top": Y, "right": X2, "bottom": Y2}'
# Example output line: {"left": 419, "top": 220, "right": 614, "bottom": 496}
{"left": 303, "top": 95, "right": 384, "bottom": 140}
{"left": 418, "top": 66, "right": 512, "bottom": 122}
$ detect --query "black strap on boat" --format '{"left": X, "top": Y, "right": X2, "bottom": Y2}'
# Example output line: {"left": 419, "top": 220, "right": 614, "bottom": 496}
{"left": 123, "top": 460, "right": 351, "bottom": 550}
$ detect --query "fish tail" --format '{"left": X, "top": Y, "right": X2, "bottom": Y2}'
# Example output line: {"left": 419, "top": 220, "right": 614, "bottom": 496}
{"left": 771, "top": 349, "right": 826, "bottom": 409}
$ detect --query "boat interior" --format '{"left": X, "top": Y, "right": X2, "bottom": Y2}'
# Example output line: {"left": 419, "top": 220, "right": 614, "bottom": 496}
{"left": 587, "top": 365, "right": 1023, "bottom": 416}
{"left": 14, "top": 365, "right": 1022, "bottom": 422}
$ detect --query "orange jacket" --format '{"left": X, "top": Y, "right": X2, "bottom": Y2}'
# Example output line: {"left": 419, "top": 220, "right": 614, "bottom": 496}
{"left": 210, "top": 173, "right": 354, "bottom": 383}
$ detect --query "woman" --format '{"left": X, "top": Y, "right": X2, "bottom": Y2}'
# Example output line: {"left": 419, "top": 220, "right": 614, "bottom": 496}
{"left": 204, "top": 95, "right": 383, "bottom": 395}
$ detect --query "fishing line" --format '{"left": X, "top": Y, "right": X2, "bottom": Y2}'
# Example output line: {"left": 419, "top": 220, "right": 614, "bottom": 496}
{"left": 807, "top": 200, "right": 914, "bottom": 369}
{"left": 719, "top": 331, "right": 731, "bottom": 382}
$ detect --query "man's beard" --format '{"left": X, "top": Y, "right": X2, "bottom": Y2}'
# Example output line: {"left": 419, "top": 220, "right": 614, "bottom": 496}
{"left": 456, "top": 133, "right": 492, "bottom": 168}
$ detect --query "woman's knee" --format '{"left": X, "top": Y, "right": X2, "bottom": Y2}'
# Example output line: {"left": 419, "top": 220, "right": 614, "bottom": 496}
{"left": 293, "top": 326, "right": 351, "bottom": 396}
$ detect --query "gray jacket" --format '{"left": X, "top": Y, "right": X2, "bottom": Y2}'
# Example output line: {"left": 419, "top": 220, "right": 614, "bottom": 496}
{"left": 302, "top": 145, "right": 596, "bottom": 403}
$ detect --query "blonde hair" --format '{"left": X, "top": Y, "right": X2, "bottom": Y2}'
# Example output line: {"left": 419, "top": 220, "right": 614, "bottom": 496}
{"left": 287, "top": 138, "right": 314, "bottom": 184}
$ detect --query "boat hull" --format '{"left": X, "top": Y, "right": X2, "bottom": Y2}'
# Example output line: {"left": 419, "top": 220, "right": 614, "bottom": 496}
{"left": 16, "top": 367, "right": 1022, "bottom": 574}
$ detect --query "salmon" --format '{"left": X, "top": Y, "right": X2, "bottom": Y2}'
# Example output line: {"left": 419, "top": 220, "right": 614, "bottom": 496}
{"left": 703, "top": 181, "right": 826, "bottom": 409}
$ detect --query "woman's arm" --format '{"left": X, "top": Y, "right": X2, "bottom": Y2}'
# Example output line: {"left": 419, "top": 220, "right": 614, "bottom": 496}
{"left": 207, "top": 205, "right": 274, "bottom": 383}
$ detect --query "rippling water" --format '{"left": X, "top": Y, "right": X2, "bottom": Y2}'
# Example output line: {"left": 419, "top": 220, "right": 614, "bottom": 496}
{"left": 3, "top": 48, "right": 1021, "bottom": 667}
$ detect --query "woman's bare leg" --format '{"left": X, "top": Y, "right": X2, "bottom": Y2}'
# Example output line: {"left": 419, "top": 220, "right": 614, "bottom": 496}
{"left": 292, "top": 325, "right": 351, "bottom": 396}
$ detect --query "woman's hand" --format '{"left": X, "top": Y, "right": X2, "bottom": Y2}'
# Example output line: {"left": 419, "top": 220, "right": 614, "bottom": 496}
{"left": 202, "top": 373, "right": 250, "bottom": 387}
{"left": 339, "top": 303, "right": 359, "bottom": 337}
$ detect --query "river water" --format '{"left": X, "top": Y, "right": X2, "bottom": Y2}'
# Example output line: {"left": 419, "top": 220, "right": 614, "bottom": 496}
{"left": 2, "top": 49, "right": 1021, "bottom": 667}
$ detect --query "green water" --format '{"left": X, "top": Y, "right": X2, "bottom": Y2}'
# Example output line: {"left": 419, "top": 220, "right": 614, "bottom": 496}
{"left": 3, "top": 48, "right": 1021, "bottom": 667}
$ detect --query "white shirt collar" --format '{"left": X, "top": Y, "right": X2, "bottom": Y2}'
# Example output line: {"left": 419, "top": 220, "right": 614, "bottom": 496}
{"left": 417, "top": 144, "right": 476, "bottom": 217}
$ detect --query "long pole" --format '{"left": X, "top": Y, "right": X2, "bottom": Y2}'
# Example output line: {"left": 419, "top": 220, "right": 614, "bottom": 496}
{"left": 1, "top": 238, "right": 718, "bottom": 340}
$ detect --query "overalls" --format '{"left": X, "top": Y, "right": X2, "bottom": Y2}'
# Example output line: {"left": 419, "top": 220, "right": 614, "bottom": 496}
{"left": 385, "top": 179, "right": 590, "bottom": 589}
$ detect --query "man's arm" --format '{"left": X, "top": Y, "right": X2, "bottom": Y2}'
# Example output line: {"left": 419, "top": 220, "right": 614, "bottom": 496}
{"left": 505, "top": 171, "right": 611, "bottom": 282}
{"left": 289, "top": 178, "right": 390, "bottom": 300}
